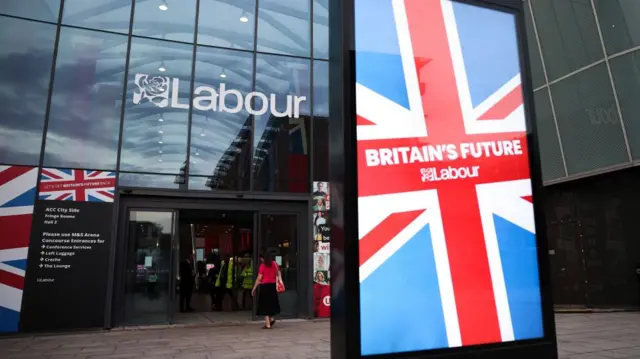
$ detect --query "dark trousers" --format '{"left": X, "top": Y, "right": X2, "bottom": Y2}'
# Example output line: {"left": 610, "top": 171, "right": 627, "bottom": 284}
{"left": 180, "top": 283, "right": 193, "bottom": 312}
{"left": 215, "top": 287, "right": 237, "bottom": 311}
{"left": 242, "top": 289, "right": 252, "bottom": 309}
{"left": 209, "top": 284, "right": 218, "bottom": 309}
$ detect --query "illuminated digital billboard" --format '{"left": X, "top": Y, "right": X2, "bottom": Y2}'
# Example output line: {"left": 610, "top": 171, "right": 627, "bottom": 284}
{"left": 355, "top": 0, "right": 544, "bottom": 355}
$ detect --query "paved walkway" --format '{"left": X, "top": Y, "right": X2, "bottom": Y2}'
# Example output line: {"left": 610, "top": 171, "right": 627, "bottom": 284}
{"left": 1, "top": 313, "right": 639, "bottom": 359}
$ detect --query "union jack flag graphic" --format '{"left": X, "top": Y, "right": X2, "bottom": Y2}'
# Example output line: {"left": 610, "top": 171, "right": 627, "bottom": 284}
{"left": 39, "top": 168, "right": 116, "bottom": 203}
{"left": 0, "top": 165, "right": 38, "bottom": 333}
{"left": 356, "top": 0, "right": 543, "bottom": 355}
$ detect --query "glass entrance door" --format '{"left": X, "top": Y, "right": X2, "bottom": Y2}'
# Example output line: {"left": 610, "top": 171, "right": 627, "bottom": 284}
{"left": 123, "top": 210, "right": 176, "bottom": 325}
{"left": 257, "top": 213, "right": 299, "bottom": 318}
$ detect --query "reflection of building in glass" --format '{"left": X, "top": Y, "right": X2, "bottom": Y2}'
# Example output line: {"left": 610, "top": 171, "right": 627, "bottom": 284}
{"left": 204, "top": 115, "right": 252, "bottom": 190}
{"left": 252, "top": 113, "right": 311, "bottom": 192}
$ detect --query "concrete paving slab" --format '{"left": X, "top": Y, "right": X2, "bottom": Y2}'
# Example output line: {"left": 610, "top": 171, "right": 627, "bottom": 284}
{"left": 0, "top": 313, "right": 639, "bottom": 359}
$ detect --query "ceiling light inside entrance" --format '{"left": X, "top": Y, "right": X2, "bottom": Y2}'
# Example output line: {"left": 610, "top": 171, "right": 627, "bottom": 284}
{"left": 240, "top": 12, "right": 249, "bottom": 23}
{"left": 159, "top": 0, "right": 168, "bottom": 11}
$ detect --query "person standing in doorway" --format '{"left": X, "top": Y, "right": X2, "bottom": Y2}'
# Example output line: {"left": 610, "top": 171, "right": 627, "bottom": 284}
{"left": 215, "top": 254, "right": 239, "bottom": 311}
{"left": 240, "top": 257, "right": 254, "bottom": 310}
{"left": 252, "top": 252, "right": 281, "bottom": 329}
{"left": 179, "top": 253, "right": 195, "bottom": 312}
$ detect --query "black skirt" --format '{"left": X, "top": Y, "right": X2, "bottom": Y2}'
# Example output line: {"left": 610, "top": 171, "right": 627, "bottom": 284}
{"left": 256, "top": 283, "right": 280, "bottom": 316}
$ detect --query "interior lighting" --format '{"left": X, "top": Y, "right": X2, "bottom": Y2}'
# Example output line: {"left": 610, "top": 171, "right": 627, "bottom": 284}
{"left": 239, "top": 12, "right": 249, "bottom": 23}
{"left": 158, "top": 60, "right": 167, "bottom": 72}
{"left": 159, "top": 0, "right": 168, "bottom": 11}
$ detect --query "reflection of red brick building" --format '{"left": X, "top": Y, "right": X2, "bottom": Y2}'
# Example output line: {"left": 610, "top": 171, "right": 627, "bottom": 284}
{"left": 199, "top": 113, "right": 329, "bottom": 192}
{"left": 253, "top": 114, "right": 312, "bottom": 192}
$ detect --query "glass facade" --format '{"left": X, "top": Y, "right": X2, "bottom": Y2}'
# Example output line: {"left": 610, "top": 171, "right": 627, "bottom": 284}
{"left": 0, "top": 0, "right": 331, "bottom": 330}
{"left": 13, "top": 1, "right": 640, "bottom": 189}
{"left": 0, "top": 0, "right": 328, "bottom": 191}
{"left": 526, "top": 0, "right": 640, "bottom": 183}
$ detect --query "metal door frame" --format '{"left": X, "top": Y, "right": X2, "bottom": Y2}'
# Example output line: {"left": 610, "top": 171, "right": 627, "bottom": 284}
{"left": 118, "top": 207, "right": 179, "bottom": 326}
{"left": 110, "top": 193, "right": 312, "bottom": 327}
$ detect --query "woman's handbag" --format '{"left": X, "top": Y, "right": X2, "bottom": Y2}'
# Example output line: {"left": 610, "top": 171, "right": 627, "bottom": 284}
{"left": 276, "top": 276, "right": 286, "bottom": 293}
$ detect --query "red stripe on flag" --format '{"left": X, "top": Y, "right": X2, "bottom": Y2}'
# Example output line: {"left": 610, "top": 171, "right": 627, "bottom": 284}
{"left": 75, "top": 169, "right": 87, "bottom": 201}
{"left": 359, "top": 210, "right": 425, "bottom": 266}
{"left": 0, "top": 166, "right": 31, "bottom": 187}
{"left": 0, "top": 214, "right": 32, "bottom": 249}
{"left": 521, "top": 195, "right": 532, "bottom": 203}
{"left": 407, "top": 0, "right": 502, "bottom": 345}
{"left": 41, "top": 169, "right": 63, "bottom": 180}
{"left": 357, "top": 115, "right": 376, "bottom": 126}
{"left": 97, "top": 191, "right": 114, "bottom": 199}
{"left": 55, "top": 193, "right": 71, "bottom": 201}
{"left": 438, "top": 187, "right": 501, "bottom": 345}
{"left": 478, "top": 84, "right": 523, "bottom": 121}
{"left": 0, "top": 270, "right": 24, "bottom": 290}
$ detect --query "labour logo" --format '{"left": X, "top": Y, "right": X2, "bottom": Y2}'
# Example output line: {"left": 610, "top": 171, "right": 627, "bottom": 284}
{"left": 420, "top": 167, "right": 436, "bottom": 182}
{"left": 133, "top": 74, "right": 170, "bottom": 107}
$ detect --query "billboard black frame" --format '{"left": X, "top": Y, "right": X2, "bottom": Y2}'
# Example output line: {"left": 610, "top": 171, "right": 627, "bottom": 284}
{"left": 328, "top": 0, "right": 558, "bottom": 358}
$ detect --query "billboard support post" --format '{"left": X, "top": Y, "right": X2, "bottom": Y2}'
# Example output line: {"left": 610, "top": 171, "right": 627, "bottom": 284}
{"left": 329, "top": 0, "right": 558, "bottom": 358}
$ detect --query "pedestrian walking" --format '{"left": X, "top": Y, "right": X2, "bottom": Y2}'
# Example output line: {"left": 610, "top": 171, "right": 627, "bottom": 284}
{"left": 252, "top": 252, "right": 283, "bottom": 329}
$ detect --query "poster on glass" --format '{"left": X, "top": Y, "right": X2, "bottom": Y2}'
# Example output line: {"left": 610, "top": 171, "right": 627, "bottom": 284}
{"left": 312, "top": 181, "right": 330, "bottom": 317}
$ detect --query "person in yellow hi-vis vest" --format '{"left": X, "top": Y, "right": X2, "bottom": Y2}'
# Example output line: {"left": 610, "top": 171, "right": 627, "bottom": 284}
{"left": 240, "top": 260, "right": 253, "bottom": 310}
{"left": 214, "top": 255, "right": 238, "bottom": 311}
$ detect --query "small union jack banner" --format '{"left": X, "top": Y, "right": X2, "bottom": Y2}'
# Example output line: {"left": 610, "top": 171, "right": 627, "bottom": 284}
{"left": 39, "top": 168, "right": 116, "bottom": 203}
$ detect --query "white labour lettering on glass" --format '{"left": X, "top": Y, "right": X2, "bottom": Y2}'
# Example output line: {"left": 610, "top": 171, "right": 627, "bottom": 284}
{"left": 133, "top": 74, "right": 307, "bottom": 118}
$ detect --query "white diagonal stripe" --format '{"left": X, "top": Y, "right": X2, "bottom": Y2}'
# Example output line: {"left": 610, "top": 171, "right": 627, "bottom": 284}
{"left": 0, "top": 283, "right": 23, "bottom": 312}
{"left": 0, "top": 206, "right": 33, "bottom": 216}
{"left": 0, "top": 168, "right": 37, "bottom": 207}
{"left": 0, "top": 263, "right": 25, "bottom": 277}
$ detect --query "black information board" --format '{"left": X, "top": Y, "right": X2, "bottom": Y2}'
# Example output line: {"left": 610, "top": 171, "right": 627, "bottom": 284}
{"left": 21, "top": 200, "right": 112, "bottom": 331}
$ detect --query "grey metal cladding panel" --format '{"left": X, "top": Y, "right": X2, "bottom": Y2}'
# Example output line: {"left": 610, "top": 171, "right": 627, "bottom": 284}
{"left": 532, "top": 0, "right": 604, "bottom": 81}
{"left": 594, "top": 0, "right": 640, "bottom": 56}
{"left": 524, "top": 1, "right": 546, "bottom": 89}
{"left": 550, "top": 62, "right": 629, "bottom": 175}
{"left": 609, "top": 51, "right": 640, "bottom": 160}
{"left": 533, "top": 90, "right": 566, "bottom": 181}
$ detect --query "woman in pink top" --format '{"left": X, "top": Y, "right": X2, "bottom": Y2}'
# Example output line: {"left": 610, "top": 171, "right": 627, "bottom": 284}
{"left": 252, "top": 252, "right": 281, "bottom": 329}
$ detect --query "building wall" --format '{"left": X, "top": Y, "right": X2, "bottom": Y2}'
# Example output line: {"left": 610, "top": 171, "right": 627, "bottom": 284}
{"left": 543, "top": 168, "right": 640, "bottom": 307}
{"left": 526, "top": 0, "right": 640, "bottom": 184}
{"left": 526, "top": 0, "right": 640, "bottom": 307}
{"left": 0, "top": 0, "right": 330, "bottom": 333}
